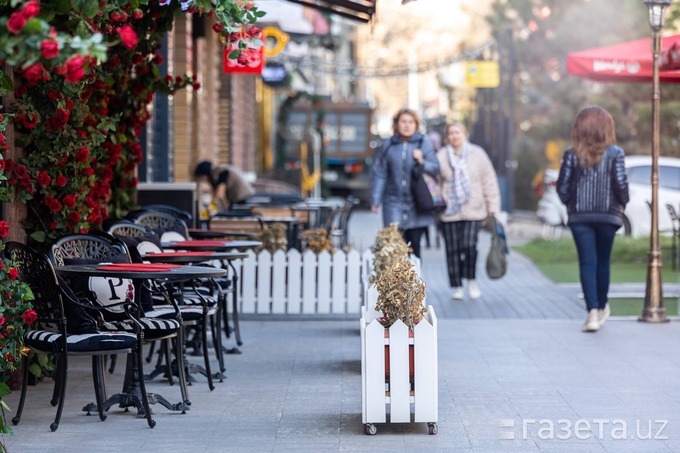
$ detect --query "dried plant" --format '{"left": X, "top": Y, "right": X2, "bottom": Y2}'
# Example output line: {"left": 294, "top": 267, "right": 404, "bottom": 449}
{"left": 302, "top": 228, "right": 334, "bottom": 254}
{"left": 256, "top": 222, "right": 288, "bottom": 253}
{"left": 374, "top": 259, "right": 427, "bottom": 330}
{"left": 369, "top": 224, "right": 411, "bottom": 283}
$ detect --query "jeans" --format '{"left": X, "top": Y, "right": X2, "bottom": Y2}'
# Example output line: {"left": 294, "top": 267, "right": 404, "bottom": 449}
{"left": 402, "top": 227, "right": 425, "bottom": 258}
{"left": 570, "top": 223, "right": 619, "bottom": 311}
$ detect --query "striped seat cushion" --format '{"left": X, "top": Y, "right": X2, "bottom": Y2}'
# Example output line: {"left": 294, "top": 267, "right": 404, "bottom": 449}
{"left": 146, "top": 305, "right": 209, "bottom": 322}
{"left": 25, "top": 330, "right": 137, "bottom": 353}
{"left": 100, "top": 317, "right": 180, "bottom": 339}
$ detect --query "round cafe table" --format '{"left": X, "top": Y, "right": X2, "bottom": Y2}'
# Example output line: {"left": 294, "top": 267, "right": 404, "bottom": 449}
{"left": 55, "top": 263, "right": 227, "bottom": 415}
{"left": 144, "top": 248, "right": 251, "bottom": 352}
{"left": 187, "top": 228, "right": 257, "bottom": 240}
{"left": 161, "top": 239, "right": 261, "bottom": 253}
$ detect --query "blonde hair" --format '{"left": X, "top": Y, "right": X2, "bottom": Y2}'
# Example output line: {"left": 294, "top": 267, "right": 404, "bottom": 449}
{"left": 444, "top": 122, "right": 468, "bottom": 144}
{"left": 392, "top": 108, "right": 421, "bottom": 134}
{"left": 571, "top": 105, "right": 616, "bottom": 168}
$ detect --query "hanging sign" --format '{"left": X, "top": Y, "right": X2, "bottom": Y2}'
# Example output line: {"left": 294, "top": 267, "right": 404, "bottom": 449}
{"left": 465, "top": 61, "right": 500, "bottom": 88}
{"left": 262, "top": 62, "right": 288, "bottom": 87}
{"left": 223, "top": 45, "right": 264, "bottom": 75}
{"left": 262, "top": 27, "right": 290, "bottom": 57}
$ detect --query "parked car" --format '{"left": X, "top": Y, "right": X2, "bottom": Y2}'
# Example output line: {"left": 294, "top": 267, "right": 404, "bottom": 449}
{"left": 622, "top": 155, "right": 680, "bottom": 237}
{"left": 535, "top": 156, "right": 680, "bottom": 237}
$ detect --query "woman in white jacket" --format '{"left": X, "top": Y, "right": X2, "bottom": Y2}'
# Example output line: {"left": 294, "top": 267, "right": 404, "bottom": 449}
{"left": 437, "top": 123, "right": 501, "bottom": 300}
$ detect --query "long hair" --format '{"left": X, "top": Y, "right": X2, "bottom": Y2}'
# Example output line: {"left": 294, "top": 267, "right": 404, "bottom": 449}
{"left": 571, "top": 105, "right": 616, "bottom": 168}
{"left": 391, "top": 108, "right": 421, "bottom": 134}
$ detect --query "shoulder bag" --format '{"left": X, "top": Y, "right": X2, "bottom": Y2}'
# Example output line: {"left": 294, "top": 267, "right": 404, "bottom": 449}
{"left": 486, "top": 215, "right": 508, "bottom": 279}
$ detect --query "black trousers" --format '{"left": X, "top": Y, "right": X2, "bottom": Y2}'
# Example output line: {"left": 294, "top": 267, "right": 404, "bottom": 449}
{"left": 401, "top": 227, "right": 427, "bottom": 258}
{"left": 441, "top": 220, "right": 481, "bottom": 287}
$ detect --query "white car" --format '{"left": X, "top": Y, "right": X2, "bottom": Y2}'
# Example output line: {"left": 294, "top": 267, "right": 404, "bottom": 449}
{"left": 622, "top": 155, "right": 680, "bottom": 237}
{"left": 535, "top": 156, "right": 680, "bottom": 237}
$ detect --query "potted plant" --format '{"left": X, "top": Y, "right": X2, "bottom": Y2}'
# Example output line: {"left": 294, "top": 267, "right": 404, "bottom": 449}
{"left": 369, "top": 224, "right": 410, "bottom": 284}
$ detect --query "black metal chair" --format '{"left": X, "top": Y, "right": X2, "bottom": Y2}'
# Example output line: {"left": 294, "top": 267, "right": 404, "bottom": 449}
{"left": 5, "top": 242, "right": 153, "bottom": 430}
{"left": 331, "top": 196, "right": 360, "bottom": 249}
{"left": 107, "top": 220, "right": 225, "bottom": 388}
{"left": 128, "top": 204, "right": 193, "bottom": 226}
{"left": 50, "top": 233, "right": 190, "bottom": 406}
{"left": 666, "top": 204, "right": 679, "bottom": 270}
{"left": 128, "top": 210, "right": 191, "bottom": 243}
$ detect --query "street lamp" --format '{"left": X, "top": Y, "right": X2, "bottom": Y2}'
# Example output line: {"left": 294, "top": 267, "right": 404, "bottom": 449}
{"left": 640, "top": 0, "right": 672, "bottom": 323}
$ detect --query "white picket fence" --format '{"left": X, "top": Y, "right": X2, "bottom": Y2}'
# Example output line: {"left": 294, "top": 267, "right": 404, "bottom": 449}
{"left": 360, "top": 305, "right": 438, "bottom": 433}
{"left": 236, "top": 249, "right": 376, "bottom": 315}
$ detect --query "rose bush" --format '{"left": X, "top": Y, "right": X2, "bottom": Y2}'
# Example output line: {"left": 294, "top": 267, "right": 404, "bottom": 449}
{"left": 0, "top": 0, "right": 264, "bottom": 242}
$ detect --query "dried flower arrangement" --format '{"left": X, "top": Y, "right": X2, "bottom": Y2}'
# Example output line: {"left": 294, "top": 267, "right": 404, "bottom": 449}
{"left": 301, "top": 228, "right": 334, "bottom": 254}
{"left": 374, "top": 259, "right": 427, "bottom": 330}
{"left": 256, "top": 222, "right": 287, "bottom": 253}
{"left": 369, "top": 224, "right": 411, "bottom": 283}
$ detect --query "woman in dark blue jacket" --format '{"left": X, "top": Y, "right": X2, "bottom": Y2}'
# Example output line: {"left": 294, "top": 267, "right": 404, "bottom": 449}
{"left": 557, "top": 105, "right": 629, "bottom": 333}
{"left": 370, "top": 108, "right": 440, "bottom": 258}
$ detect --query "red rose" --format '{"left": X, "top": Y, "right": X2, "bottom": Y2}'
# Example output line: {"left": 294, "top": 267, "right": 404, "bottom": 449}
{"left": 67, "top": 211, "right": 81, "bottom": 224}
{"left": 132, "top": 8, "right": 144, "bottom": 19}
{"left": 0, "top": 316, "right": 5, "bottom": 326}
{"left": 21, "top": 1, "right": 40, "bottom": 19}
{"left": 117, "top": 25, "right": 138, "bottom": 50}
{"left": 62, "top": 194, "right": 76, "bottom": 208}
{"left": 21, "top": 112, "right": 39, "bottom": 129}
{"left": 75, "top": 146, "right": 89, "bottom": 162}
{"left": 54, "top": 174, "right": 67, "bottom": 187}
{"left": 8, "top": 267, "right": 18, "bottom": 280}
{"left": 0, "top": 220, "right": 9, "bottom": 238}
{"left": 22, "top": 63, "right": 44, "bottom": 86}
{"left": 0, "top": 160, "right": 5, "bottom": 171}
{"left": 63, "top": 55, "right": 86, "bottom": 83}
{"left": 36, "top": 170, "right": 51, "bottom": 186}
{"left": 7, "top": 12, "right": 26, "bottom": 35}
{"left": 21, "top": 309, "right": 37, "bottom": 325}
{"left": 81, "top": 167, "right": 94, "bottom": 176}
{"left": 12, "top": 164, "right": 28, "bottom": 179}
{"left": 40, "top": 39, "right": 59, "bottom": 59}
{"left": 212, "top": 23, "right": 223, "bottom": 33}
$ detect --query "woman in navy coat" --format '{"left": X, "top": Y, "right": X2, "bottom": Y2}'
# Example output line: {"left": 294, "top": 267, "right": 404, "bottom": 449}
{"left": 370, "top": 108, "right": 440, "bottom": 258}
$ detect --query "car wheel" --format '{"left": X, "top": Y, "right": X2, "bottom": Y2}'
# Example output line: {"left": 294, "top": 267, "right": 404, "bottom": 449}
{"left": 622, "top": 215, "right": 632, "bottom": 236}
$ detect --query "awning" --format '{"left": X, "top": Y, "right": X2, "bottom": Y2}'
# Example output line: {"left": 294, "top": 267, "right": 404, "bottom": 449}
{"left": 284, "top": 0, "right": 377, "bottom": 23}
{"left": 567, "top": 34, "right": 680, "bottom": 83}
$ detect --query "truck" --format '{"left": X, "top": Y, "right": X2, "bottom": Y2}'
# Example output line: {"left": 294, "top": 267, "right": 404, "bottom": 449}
{"left": 281, "top": 101, "right": 375, "bottom": 201}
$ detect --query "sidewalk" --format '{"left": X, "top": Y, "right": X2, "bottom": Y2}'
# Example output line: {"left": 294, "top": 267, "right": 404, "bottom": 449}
{"left": 4, "top": 211, "right": 680, "bottom": 452}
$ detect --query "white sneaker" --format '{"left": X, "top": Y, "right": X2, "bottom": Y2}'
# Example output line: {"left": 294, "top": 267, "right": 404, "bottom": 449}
{"left": 467, "top": 280, "right": 481, "bottom": 300}
{"left": 452, "top": 287, "right": 464, "bottom": 300}
{"left": 598, "top": 304, "right": 610, "bottom": 327}
{"left": 582, "top": 309, "right": 600, "bottom": 332}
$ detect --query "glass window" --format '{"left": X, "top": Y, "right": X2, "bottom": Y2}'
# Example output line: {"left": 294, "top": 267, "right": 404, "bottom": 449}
{"left": 659, "top": 166, "right": 680, "bottom": 190}
{"left": 627, "top": 165, "right": 651, "bottom": 185}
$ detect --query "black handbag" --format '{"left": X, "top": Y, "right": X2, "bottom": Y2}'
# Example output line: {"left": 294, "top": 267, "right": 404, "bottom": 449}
{"left": 486, "top": 216, "right": 508, "bottom": 279}
{"left": 411, "top": 164, "right": 446, "bottom": 214}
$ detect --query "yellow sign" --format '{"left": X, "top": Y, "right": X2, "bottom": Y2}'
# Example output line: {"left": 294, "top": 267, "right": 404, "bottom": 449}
{"left": 465, "top": 61, "right": 500, "bottom": 88}
{"left": 263, "top": 27, "right": 289, "bottom": 57}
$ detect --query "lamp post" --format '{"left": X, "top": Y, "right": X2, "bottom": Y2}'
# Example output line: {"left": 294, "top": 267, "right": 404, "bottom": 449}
{"left": 640, "top": 0, "right": 671, "bottom": 323}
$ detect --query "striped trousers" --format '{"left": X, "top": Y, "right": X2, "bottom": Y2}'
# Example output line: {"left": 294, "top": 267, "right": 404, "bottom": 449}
{"left": 440, "top": 220, "right": 482, "bottom": 287}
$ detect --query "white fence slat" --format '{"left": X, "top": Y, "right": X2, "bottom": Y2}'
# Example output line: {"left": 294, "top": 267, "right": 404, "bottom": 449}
{"left": 287, "top": 250, "right": 302, "bottom": 314}
{"left": 271, "top": 250, "right": 287, "bottom": 314}
{"left": 256, "top": 251, "right": 272, "bottom": 314}
{"left": 361, "top": 250, "right": 373, "bottom": 285}
{"left": 414, "top": 310, "right": 437, "bottom": 422}
{"left": 301, "top": 251, "right": 316, "bottom": 314}
{"left": 346, "top": 250, "right": 362, "bottom": 313}
{"left": 331, "top": 251, "right": 346, "bottom": 314}
{"left": 388, "top": 320, "right": 410, "bottom": 423}
{"left": 363, "top": 319, "right": 386, "bottom": 423}
{"left": 317, "top": 251, "right": 332, "bottom": 313}
{"left": 240, "top": 250, "right": 257, "bottom": 314}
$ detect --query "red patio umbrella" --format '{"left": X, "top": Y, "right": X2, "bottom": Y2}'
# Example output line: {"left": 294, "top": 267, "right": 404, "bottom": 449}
{"left": 567, "top": 34, "right": 680, "bottom": 83}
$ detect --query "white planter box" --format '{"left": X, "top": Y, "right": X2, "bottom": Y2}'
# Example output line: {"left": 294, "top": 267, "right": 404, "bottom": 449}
{"left": 360, "top": 305, "right": 438, "bottom": 435}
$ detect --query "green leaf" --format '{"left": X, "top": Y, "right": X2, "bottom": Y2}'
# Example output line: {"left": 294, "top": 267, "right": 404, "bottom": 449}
{"left": 29, "top": 231, "right": 46, "bottom": 243}
{"left": 0, "top": 72, "right": 14, "bottom": 95}
{"left": 0, "top": 382, "right": 10, "bottom": 398}
{"left": 228, "top": 50, "right": 240, "bottom": 59}
{"left": 28, "top": 363, "right": 43, "bottom": 378}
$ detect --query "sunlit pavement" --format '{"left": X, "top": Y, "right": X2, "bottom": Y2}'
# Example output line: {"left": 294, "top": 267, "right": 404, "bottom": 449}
{"left": 5, "top": 210, "right": 680, "bottom": 452}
